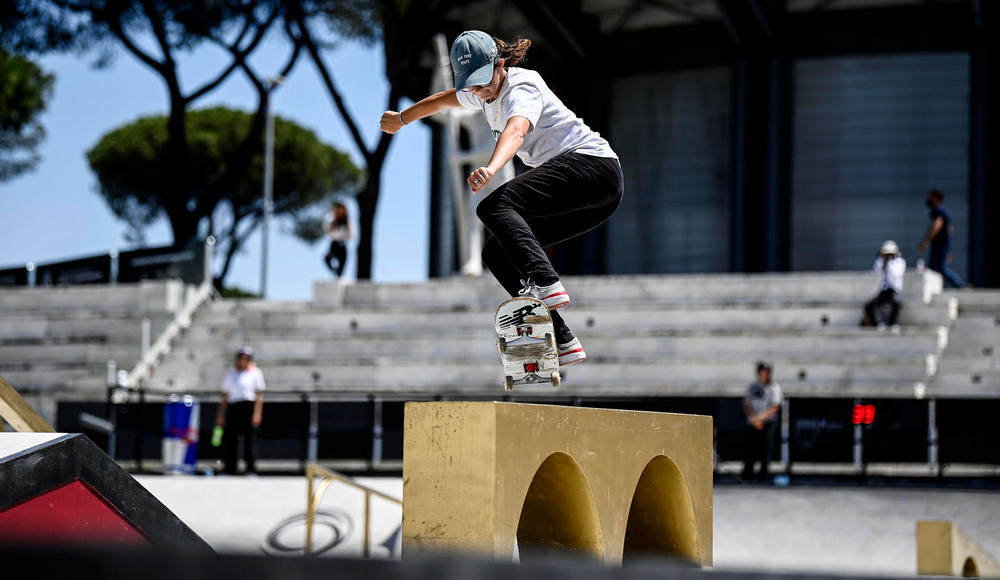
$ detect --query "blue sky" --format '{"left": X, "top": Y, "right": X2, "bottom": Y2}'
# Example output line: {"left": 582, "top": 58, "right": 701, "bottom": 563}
{"left": 0, "top": 31, "right": 430, "bottom": 300}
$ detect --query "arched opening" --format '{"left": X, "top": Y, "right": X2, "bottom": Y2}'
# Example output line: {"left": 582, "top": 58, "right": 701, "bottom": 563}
{"left": 962, "top": 557, "right": 979, "bottom": 577}
{"left": 622, "top": 455, "right": 700, "bottom": 564}
{"left": 515, "top": 452, "right": 605, "bottom": 561}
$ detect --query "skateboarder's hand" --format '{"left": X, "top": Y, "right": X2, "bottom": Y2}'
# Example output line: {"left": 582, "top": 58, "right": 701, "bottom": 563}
{"left": 468, "top": 166, "right": 494, "bottom": 193}
{"left": 379, "top": 110, "right": 405, "bottom": 134}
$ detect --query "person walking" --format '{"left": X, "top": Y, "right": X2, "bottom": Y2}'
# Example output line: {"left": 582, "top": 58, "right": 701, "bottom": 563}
{"left": 379, "top": 30, "right": 623, "bottom": 366}
{"left": 323, "top": 201, "right": 352, "bottom": 278}
{"left": 216, "top": 346, "right": 265, "bottom": 475}
{"left": 918, "top": 189, "right": 967, "bottom": 288}
{"left": 742, "top": 361, "right": 782, "bottom": 483}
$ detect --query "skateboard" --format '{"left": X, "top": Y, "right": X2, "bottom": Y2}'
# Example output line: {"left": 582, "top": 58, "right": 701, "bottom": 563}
{"left": 494, "top": 296, "right": 560, "bottom": 390}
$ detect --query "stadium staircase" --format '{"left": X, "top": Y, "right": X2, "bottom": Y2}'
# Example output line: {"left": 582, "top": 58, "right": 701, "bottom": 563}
{"left": 930, "top": 289, "right": 1000, "bottom": 397}
{"left": 0, "top": 281, "right": 195, "bottom": 419}
{"left": 141, "top": 271, "right": 960, "bottom": 400}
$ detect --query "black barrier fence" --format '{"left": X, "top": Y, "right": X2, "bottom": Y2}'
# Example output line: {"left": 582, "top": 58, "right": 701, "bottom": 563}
{"left": 0, "top": 266, "right": 29, "bottom": 286}
{"left": 118, "top": 244, "right": 206, "bottom": 284}
{"left": 35, "top": 253, "right": 113, "bottom": 286}
{"left": 56, "top": 396, "right": 1000, "bottom": 475}
{"left": 0, "top": 239, "right": 211, "bottom": 287}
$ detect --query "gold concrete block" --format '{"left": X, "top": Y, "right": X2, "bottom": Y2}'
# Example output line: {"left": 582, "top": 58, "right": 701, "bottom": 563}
{"left": 402, "top": 401, "right": 713, "bottom": 566}
{"left": 917, "top": 521, "right": 1000, "bottom": 578}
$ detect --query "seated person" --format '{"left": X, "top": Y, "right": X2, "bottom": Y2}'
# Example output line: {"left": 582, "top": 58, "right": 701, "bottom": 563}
{"left": 865, "top": 240, "right": 906, "bottom": 332}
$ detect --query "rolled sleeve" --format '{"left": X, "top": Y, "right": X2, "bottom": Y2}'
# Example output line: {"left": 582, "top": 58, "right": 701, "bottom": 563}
{"left": 455, "top": 89, "right": 481, "bottom": 110}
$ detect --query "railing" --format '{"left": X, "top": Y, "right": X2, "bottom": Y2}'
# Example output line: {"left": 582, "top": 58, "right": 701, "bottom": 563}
{"left": 0, "top": 375, "right": 53, "bottom": 432}
{"left": 305, "top": 463, "right": 401, "bottom": 558}
{"left": 124, "top": 237, "right": 217, "bottom": 390}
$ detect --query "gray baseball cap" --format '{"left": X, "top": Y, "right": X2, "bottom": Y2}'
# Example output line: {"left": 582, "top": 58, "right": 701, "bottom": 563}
{"left": 450, "top": 30, "right": 498, "bottom": 90}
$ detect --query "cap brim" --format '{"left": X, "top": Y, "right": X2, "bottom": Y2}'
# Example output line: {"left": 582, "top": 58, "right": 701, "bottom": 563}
{"left": 455, "top": 61, "right": 494, "bottom": 90}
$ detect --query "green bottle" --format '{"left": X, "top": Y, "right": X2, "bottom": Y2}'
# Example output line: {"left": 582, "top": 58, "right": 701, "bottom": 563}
{"left": 211, "top": 425, "right": 224, "bottom": 447}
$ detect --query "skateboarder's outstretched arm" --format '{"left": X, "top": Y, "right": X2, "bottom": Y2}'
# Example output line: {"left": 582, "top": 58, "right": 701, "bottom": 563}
{"left": 468, "top": 116, "right": 529, "bottom": 194}
{"left": 379, "top": 89, "right": 461, "bottom": 134}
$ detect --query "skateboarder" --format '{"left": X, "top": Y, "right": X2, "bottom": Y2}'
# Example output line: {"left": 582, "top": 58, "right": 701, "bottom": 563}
{"left": 380, "top": 30, "right": 623, "bottom": 367}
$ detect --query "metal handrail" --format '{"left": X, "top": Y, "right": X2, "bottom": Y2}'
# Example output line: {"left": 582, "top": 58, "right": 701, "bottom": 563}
{"left": 124, "top": 279, "right": 216, "bottom": 389}
{"left": 304, "top": 463, "right": 401, "bottom": 557}
{"left": 124, "top": 237, "right": 217, "bottom": 390}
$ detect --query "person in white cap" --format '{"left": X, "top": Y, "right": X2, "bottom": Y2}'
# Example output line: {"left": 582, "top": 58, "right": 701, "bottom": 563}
{"left": 379, "top": 30, "right": 623, "bottom": 367}
{"left": 215, "top": 346, "right": 265, "bottom": 475}
{"left": 864, "top": 240, "right": 906, "bottom": 331}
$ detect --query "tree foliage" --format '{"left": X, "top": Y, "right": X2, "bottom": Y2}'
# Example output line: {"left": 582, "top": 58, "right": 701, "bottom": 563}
{"left": 287, "top": 0, "right": 450, "bottom": 279}
{"left": 0, "top": 50, "right": 54, "bottom": 182}
{"left": 12, "top": 0, "right": 304, "bottom": 247}
{"left": 87, "top": 107, "right": 361, "bottom": 283}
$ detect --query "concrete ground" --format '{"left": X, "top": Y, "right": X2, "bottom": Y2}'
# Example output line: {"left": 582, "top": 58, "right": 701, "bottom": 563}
{"left": 136, "top": 475, "right": 1000, "bottom": 576}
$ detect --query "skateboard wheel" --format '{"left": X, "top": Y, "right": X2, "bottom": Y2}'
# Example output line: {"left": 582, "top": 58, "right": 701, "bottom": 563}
{"left": 498, "top": 338, "right": 507, "bottom": 354}
{"left": 544, "top": 333, "right": 554, "bottom": 348}
{"left": 550, "top": 371, "right": 560, "bottom": 388}
{"left": 504, "top": 376, "right": 514, "bottom": 391}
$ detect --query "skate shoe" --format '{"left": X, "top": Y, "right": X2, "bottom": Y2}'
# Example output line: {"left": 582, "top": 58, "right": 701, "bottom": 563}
{"left": 519, "top": 279, "right": 570, "bottom": 310}
{"left": 557, "top": 337, "right": 586, "bottom": 366}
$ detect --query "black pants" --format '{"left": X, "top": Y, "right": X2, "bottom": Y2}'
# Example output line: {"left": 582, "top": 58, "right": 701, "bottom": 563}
{"left": 865, "top": 289, "right": 901, "bottom": 326}
{"left": 742, "top": 421, "right": 778, "bottom": 480}
{"left": 477, "top": 153, "right": 623, "bottom": 342}
{"left": 324, "top": 241, "right": 347, "bottom": 277}
{"left": 222, "top": 401, "right": 258, "bottom": 475}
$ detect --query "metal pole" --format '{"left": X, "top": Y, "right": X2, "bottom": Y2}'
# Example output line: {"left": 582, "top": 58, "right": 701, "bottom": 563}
{"left": 853, "top": 398, "right": 863, "bottom": 474}
{"left": 141, "top": 318, "right": 151, "bottom": 359}
{"left": 928, "top": 398, "right": 939, "bottom": 474}
{"left": 203, "top": 236, "right": 215, "bottom": 285}
{"left": 307, "top": 398, "right": 318, "bottom": 464}
{"left": 261, "top": 109, "right": 274, "bottom": 298}
{"left": 363, "top": 490, "right": 372, "bottom": 558}
{"left": 371, "top": 396, "right": 383, "bottom": 469}
{"left": 106, "top": 360, "right": 117, "bottom": 459}
{"left": 780, "top": 398, "right": 790, "bottom": 471}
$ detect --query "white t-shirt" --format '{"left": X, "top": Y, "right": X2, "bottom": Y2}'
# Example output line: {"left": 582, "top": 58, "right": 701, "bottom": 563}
{"left": 874, "top": 256, "right": 906, "bottom": 293}
{"left": 323, "top": 212, "right": 350, "bottom": 242}
{"left": 222, "top": 367, "right": 266, "bottom": 403}
{"left": 745, "top": 382, "right": 782, "bottom": 425}
{"left": 455, "top": 67, "right": 617, "bottom": 168}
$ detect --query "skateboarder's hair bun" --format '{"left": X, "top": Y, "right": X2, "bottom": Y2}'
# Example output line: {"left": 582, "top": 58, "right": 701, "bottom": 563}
{"left": 494, "top": 37, "right": 531, "bottom": 68}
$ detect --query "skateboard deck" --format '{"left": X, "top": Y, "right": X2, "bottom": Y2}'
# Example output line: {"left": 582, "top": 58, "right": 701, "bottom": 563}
{"left": 494, "top": 296, "right": 560, "bottom": 390}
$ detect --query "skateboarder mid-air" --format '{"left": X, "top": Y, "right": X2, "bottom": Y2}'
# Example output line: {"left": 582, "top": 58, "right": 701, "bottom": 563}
{"left": 380, "top": 30, "right": 623, "bottom": 367}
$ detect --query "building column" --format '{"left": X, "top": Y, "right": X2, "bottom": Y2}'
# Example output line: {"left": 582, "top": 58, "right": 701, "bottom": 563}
{"left": 969, "top": 3, "right": 1000, "bottom": 287}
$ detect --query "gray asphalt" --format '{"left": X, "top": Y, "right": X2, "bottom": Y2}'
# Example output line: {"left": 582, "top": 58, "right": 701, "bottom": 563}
{"left": 136, "top": 475, "right": 1000, "bottom": 576}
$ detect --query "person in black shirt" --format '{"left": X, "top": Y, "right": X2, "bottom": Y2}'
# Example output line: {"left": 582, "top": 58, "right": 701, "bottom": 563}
{"left": 918, "top": 189, "right": 967, "bottom": 289}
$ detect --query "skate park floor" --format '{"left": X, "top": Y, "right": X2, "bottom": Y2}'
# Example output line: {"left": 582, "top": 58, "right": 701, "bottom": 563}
{"left": 136, "top": 475, "right": 1000, "bottom": 576}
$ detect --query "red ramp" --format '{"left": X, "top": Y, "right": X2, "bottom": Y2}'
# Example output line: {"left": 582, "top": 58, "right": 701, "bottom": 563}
{"left": 0, "top": 433, "right": 212, "bottom": 552}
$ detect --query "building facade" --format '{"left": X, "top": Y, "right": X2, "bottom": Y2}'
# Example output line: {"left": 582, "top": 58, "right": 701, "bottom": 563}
{"left": 400, "top": 0, "right": 998, "bottom": 287}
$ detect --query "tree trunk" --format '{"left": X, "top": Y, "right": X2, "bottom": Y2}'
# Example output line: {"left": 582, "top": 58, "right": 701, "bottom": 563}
{"left": 355, "top": 170, "right": 379, "bottom": 280}
{"left": 164, "top": 78, "right": 196, "bottom": 245}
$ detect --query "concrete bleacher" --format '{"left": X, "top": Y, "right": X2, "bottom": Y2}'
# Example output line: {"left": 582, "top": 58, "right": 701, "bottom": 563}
{"left": 143, "top": 271, "right": 956, "bottom": 399}
{"left": 929, "top": 289, "right": 1000, "bottom": 398}
{"left": 0, "top": 280, "right": 191, "bottom": 419}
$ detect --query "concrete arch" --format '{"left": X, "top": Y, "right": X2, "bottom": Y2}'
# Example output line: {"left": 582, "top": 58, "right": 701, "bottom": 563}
{"left": 962, "top": 557, "right": 979, "bottom": 578}
{"left": 516, "top": 452, "right": 605, "bottom": 560}
{"left": 622, "top": 455, "right": 700, "bottom": 564}
{"left": 402, "top": 402, "right": 713, "bottom": 565}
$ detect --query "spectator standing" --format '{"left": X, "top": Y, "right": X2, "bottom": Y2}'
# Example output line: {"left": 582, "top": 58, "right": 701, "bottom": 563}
{"left": 918, "top": 189, "right": 967, "bottom": 288}
{"left": 323, "top": 201, "right": 353, "bottom": 278}
{"left": 743, "top": 361, "right": 782, "bottom": 483}
{"left": 216, "top": 346, "right": 265, "bottom": 475}
{"left": 865, "top": 240, "right": 906, "bottom": 332}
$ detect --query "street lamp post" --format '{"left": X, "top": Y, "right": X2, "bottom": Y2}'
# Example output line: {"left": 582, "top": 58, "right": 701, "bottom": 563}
{"left": 261, "top": 110, "right": 274, "bottom": 298}
{"left": 260, "top": 76, "right": 283, "bottom": 298}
